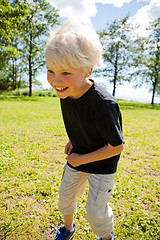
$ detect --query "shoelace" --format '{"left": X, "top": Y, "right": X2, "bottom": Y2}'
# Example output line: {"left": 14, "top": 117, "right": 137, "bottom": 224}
{"left": 55, "top": 228, "right": 67, "bottom": 240}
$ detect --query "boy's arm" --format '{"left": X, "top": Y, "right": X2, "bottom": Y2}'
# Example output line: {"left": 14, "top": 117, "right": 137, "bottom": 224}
{"left": 66, "top": 143, "right": 124, "bottom": 167}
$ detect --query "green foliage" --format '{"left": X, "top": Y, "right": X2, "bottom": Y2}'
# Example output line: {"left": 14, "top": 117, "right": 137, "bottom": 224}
{"left": 0, "top": 0, "right": 24, "bottom": 89}
{"left": 98, "top": 16, "right": 133, "bottom": 96}
{"left": 33, "top": 90, "right": 57, "bottom": 97}
{"left": 0, "top": 97, "right": 159, "bottom": 239}
{"left": 131, "top": 17, "right": 160, "bottom": 105}
{"left": 0, "top": 0, "right": 60, "bottom": 93}
{"left": 98, "top": 16, "right": 160, "bottom": 104}
{"left": 0, "top": 89, "right": 57, "bottom": 97}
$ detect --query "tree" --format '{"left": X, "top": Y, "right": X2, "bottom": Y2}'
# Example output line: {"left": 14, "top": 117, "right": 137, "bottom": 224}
{"left": 0, "top": 0, "right": 23, "bottom": 89}
{"left": 98, "top": 16, "right": 133, "bottom": 96}
{"left": 12, "top": 0, "right": 60, "bottom": 96}
{"left": 132, "top": 17, "right": 160, "bottom": 105}
{"left": 0, "top": 0, "right": 60, "bottom": 94}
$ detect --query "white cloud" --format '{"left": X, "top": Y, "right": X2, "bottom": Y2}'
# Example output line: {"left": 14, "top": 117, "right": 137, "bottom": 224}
{"left": 136, "top": 0, "right": 150, "bottom": 3}
{"left": 49, "top": 0, "right": 160, "bottom": 36}
{"left": 49, "top": 0, "right": 95, "bottom": 23}
{"left": 131, "top": 0, "right": 160, "bottom": 36}
{"left": 49, "top": 0, "right": 132, "bottom": 23}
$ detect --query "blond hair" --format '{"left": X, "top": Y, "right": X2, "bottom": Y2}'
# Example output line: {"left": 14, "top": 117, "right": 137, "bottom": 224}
{"left": 46, "top": 19, "right": 103, "bottom": 72}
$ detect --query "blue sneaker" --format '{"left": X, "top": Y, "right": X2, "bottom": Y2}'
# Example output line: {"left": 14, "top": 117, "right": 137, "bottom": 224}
{"left": 98, "top": 231, "right": 114, "bottom": 240}
{"left": 54, "top": 223, "right": 75, "bottom": 240}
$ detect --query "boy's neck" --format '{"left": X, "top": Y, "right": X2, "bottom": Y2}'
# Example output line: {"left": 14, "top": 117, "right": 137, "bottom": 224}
{"left": 78, "top": 79, "right": 93, "bottom": 98}
{"left": 69, "top": 79, "right": 93, "bottom": 100}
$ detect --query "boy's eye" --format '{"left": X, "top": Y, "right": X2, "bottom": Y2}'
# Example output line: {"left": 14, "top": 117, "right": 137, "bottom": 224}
{"left": 48, "top": 70, "right": 54, "bottom": 74}
{"left": 63, "top": 72, "right": 71, "bottom": 76}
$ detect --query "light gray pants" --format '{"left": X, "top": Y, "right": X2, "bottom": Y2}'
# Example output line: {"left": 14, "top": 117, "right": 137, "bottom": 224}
{"left": 58, "top": 164, "right": 115, "bottom": 238}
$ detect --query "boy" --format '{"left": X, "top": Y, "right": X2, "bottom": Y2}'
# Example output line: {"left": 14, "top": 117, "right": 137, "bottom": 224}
{"left": 46, "top": 19, "right": 124, "bottom": 240}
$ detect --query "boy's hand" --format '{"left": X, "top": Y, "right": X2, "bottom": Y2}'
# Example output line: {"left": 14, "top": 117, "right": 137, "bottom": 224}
{"left": 66, "top": 153, "right": 82, "bottom": 167}
{"left": 65, "top": 140, "right": 83, "bottom": 167}
{"left": 65, "top": 140, "right": 73, "bottom": 155}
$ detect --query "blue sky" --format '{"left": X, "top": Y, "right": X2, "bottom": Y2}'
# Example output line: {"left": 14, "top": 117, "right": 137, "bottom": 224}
{"left": 41, "top": 0, "right": 160, "bottom": 103}
{"left": 91, "top": 0, "right": 150, "bottom": 30}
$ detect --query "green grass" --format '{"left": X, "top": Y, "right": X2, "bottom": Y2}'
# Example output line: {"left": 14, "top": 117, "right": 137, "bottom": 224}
{"left": 0, "top": 97, "right": 159, "bottom": 239}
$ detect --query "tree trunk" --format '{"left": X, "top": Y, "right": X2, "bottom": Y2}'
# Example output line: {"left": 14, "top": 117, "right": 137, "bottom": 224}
{"left": 112, "top": 76, "right": 116, "bottom": 96}
{"left": 29, "top": 32, "right": 32, "bottom": 97}
{"left": 151, "top": 78, "right": 157, "bottom": 105}
{"left": 113, "top": 49, "right": 118, "bottom": 96}
{"left": 12, "top": 59, "right": 16, "bottom": 90}
{"left": 151, "top": 46, "right": 159, "bottom": 105}
{"left": 151, "top": 84, "right": 155, "bottom": 105}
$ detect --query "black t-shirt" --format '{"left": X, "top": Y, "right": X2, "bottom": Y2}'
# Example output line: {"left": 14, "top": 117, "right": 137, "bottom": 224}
{"left": 60, "top": 80, "right": 124, "bottom": 174}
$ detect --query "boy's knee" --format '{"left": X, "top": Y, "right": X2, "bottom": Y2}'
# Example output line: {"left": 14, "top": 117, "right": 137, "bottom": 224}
{"left": 58, "top": 196, "right": 77, "bottom": 215}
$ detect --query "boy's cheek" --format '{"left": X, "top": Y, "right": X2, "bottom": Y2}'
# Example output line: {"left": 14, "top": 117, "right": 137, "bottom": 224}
{"left": 47, "top": 75, "right": 54, "bottom": 88}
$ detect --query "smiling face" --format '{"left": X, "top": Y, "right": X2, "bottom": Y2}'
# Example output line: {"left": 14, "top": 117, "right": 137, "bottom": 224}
{"left": 47, "top": 65, "right": 92, "bottom": 99}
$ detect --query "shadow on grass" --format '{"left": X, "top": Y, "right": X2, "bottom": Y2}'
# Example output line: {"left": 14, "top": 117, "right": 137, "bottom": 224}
{"left": 118, "top": 100, "right": 160, "bottom": 110}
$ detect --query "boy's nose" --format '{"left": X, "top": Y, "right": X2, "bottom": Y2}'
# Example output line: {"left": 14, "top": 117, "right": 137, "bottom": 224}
{"left": 53, "top": 75, "right": 62, "bottom": 83}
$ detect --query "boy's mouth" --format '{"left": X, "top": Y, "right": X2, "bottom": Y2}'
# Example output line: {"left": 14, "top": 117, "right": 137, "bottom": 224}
{"left": 55, "top": 87, "right": 68, "bottom": 92}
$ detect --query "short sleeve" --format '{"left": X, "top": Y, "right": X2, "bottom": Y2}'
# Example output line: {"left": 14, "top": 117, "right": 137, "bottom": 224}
{"left": 95, "top": 103, "right": 124, "bottom": 146}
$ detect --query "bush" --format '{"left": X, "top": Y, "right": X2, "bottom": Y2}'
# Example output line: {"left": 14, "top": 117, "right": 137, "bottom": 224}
{"left": 12, "top": 90, "right": 21, "bottom": 96}
{"left": 33, "top": 90, "right": 57, "bottom": 97}
{"left": 21, "top": 90, "right": 29, "bottom": 96}
{"left": 0, "top": 89, "right": 57, "bottom": 97}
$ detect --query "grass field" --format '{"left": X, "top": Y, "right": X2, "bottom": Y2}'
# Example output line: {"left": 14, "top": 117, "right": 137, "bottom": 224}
{"left": 0, "top": 96, "right": 160, "bottom": 240}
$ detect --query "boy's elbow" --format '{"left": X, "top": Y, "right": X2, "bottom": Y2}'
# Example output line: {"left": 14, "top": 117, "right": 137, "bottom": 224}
{"left": 116, "top": 143, "right": 124, "bottom": 154}
{"left": 120, "top": 143, "right": 124, "bottom": 152}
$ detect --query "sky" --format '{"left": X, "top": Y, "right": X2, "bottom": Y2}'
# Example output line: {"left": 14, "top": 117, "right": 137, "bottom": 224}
{"left": 40, "top": 0, "right": 160, "bottom": 103}
{"left": 50, "top": 0, "right": 160, "bottom": 34}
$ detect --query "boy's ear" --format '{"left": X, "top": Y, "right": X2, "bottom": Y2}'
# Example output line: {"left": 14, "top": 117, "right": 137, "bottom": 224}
{"left": 89, "top": 67, "right": 93, "bottom": 76}
{"left": 86, "top": 67, "right": 93, "bottom": 77}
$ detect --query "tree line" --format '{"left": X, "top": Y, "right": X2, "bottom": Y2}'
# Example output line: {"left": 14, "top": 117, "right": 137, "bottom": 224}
{"left": 0, "top": 1, "right": 160, "bottom": 104}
